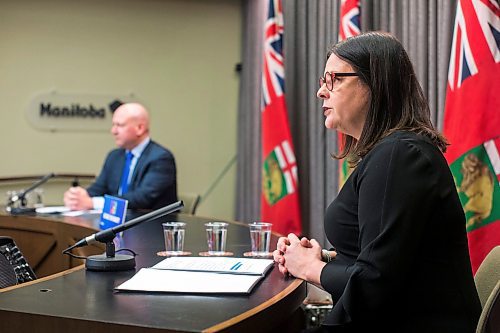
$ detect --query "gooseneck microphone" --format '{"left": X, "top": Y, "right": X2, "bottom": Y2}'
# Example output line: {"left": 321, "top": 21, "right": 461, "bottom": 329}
{"left": 7, "top": 173, "right": 56, "bottom": 215}
{"left": 63, "top": 200, "right": 184, "bottom": 271}
{"left": 8, "top": 173, "right": 55, "bottom": 205}
{"left": 65, "top": 200, "right": 183, "bottom": 251}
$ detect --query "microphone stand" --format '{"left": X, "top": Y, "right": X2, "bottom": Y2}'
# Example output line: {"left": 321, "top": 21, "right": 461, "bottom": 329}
{"left": 85, "top": 239, "right": 134, "bottom": 272}
{"left": 7, "top": 173, "right": 55, "bottom": 215}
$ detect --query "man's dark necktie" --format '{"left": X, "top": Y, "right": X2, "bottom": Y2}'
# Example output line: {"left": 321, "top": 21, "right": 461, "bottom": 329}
{"left": 119, "top": 151, "right": 133, "bottom": 195}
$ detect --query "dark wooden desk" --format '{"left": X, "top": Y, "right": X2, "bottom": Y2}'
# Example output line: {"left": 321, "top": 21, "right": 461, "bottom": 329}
{"left": 0, "top": 212, "right": 306, "bottom": 332}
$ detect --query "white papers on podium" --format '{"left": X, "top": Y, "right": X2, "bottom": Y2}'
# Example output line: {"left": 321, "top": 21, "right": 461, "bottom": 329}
{"left": 35, "top": 206, "right": 102, "bottom": 216}
{"left": 115, "top": 257, "right": 274, "bottom": 294}
{"left": 152, "top": 257, "right": 274, "bottom": 275}
{"left": 35, "top": 206, "right": 70, "bottom": 214}
{"left": 115, "top": 269, "right": 263, "bottom": 294}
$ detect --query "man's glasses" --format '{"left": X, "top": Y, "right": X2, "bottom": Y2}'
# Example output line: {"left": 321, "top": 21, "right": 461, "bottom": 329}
{"left": 319, "top": 72, "right": 359, "bottom": 91}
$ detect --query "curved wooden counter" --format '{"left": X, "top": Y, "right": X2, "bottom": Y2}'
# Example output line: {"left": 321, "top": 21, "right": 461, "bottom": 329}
{"left": 0, "top": 211, "right": 104, "bottom": 277}
{"left": 0, "top": 211, "right": 306, "bottom": 333}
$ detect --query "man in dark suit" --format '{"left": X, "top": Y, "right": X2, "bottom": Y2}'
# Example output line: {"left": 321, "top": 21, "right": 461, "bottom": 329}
{"left": 64, "top": 103, "right": 177, "bottom": 210}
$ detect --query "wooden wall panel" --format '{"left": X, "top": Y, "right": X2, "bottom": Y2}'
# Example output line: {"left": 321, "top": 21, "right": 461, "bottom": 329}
{"left": 0, "top": 214, "right": 104, "bottom": 277}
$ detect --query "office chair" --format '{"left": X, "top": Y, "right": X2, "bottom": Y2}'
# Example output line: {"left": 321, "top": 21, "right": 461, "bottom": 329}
{"left": 0, "top": 236, "right": 36, "bottom": 289}
{"left": 178, "top": 193, "right": 201, "bottom": 215}
{"left": 476, "top": 280, "right": 500, "bottom": 333}
{"left": 475, "top": 246, "right": 500, "bottom": 307}
{"left": 474, "top": 246, "right": 500, "bottom": 333}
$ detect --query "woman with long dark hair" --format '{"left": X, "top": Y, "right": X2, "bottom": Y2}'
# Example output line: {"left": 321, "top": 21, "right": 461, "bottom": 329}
{"left": 273, "top": 32, "right": 481, "bottom": 332}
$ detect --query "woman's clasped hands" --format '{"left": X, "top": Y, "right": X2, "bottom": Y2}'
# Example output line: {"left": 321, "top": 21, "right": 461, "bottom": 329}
{"left": 272, "top": 233, "right": 326, "bottom": 285}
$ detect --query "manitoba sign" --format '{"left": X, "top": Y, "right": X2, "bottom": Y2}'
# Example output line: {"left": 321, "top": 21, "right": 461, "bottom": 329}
{"left": 26, "top": 92, "right": 139, "bottom": 132}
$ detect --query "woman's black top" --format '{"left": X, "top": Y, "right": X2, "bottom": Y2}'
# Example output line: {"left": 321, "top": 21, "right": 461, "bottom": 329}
{"left": 321, "top": 131, "right": 481, "bottom": 333}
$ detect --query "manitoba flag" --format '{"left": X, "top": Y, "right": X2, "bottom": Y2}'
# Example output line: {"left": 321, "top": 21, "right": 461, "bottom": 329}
{"left": 338, "top": 0, "right": 361, "bottom": 188}
{"left": 261, "top": 0, "right": 301, "bottom": 236}
{"left": 443, "top": 0, "right": 500, "bottom": 273}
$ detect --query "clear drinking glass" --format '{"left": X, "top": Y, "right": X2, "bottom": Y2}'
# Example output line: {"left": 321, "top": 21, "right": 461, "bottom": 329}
{"left": 162, "top": 222, "right": 186, "bottom": 254}
{"left": 249, "top": 222, "right": 272, "bottom": 256}
{"left": 204, "top": 222, "right": 228, "bottom": 254}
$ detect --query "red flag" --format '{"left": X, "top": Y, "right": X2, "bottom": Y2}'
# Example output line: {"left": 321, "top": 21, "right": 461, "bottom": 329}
{"left": 261, "top": 0, "right": 301, "bottom": 236}
{"left": 339, "top": 0, "right": 361, "bottom": 41}
{"left": 338, "top": 0, "right": 361, "bottom": 188}
{"left": 443, "top": 0, "right": 500, "bottom": 273}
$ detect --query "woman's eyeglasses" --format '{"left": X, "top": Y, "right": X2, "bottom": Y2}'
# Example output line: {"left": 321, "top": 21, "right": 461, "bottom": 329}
{"left": 319, "top": 72, "right": 359, "bottom": 91}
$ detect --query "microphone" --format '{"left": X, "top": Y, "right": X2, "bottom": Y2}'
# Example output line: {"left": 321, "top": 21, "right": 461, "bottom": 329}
{"left": 7, "top": 173, "right": 56, "bottom": 214}
{"left": 8, "top": 173, "right": 55, "bottom": 205}
{"left": 65, "top": 200, "right": 184, "bottom": 252}
{"left": 63, "top": 200, "right": 184, "bottom": 271}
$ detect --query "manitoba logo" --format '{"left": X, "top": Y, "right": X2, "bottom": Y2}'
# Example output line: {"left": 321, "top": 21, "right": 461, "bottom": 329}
{"left": 110, "top": 200, "right": 118, "bottom": 215}
{"left": 262, "top": 140, "right": 298, "bottom": 205}
{"left": 451, "top": 137, "right": 500, "bottom": 231}
{"left": 40, "top": 103, "right": 105, "bottom": 118}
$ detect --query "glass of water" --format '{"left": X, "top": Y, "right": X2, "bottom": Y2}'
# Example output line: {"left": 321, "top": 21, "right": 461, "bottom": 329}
{"left": 162, "top": 222, "right": 186, "bottom": 254}
{"left": 249, "top": 222, "right": 272, "bottom": 256}
{"left": 204, "top": 222, "right": 228, "bottom": 254}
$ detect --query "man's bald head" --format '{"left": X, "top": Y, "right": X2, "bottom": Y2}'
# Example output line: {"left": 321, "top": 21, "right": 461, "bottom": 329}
{"left": 111, "top": 103, "right": 151, "bottom": 150}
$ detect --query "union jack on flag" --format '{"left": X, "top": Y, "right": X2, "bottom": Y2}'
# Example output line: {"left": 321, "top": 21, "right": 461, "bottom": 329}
{"left": 448, "top": 0, "right": 499, "bottom": 90}
{"left": 473, "top": 0, "right": 500, "bottom": 62}
{"left": 338, "top": 0, "right": 361, "bottom": 41}
{"left": 261, "top": 0, "right": 285, "bottom": 109}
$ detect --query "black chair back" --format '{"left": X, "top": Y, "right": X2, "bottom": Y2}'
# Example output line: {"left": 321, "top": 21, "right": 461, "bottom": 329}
{"left": 0, "top": 236, "right": 36, "bottom": 289}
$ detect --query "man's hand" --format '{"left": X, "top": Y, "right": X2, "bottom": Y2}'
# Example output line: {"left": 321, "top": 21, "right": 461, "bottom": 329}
{"left": 63, "top": 186, "right": 93, "bottom": 211}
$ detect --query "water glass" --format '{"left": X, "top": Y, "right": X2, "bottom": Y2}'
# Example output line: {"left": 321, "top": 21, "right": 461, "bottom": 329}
{"left": 249, "top": 222, "right": 272, "bottom": 256}
{"left": 162, "top": 222, "right": 186, "bottom": 254}
{"left": 205, "top": 222, "right": 228, "bottom": 254}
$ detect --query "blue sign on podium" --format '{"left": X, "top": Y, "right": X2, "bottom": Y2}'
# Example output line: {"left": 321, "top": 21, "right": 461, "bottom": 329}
{"left": 100, "top": 195, "right": 128, "bottom": 230}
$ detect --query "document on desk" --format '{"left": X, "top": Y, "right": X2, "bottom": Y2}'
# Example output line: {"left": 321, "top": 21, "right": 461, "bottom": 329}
{"left": 35, "top": 206, "right": 102, "bottom": 216}
{"left": 152, "top": 257, "right": 274, "bottom": 275}
{"left": 35, "top": 206, "right": 70, "bottom": 214}
{"left": 115, "top": 257, "right": 275, "bottom": 294}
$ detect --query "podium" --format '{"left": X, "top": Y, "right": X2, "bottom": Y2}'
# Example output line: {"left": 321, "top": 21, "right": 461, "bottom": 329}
{"left": 0, "top": 211, "right": 306, "bottom": 332}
